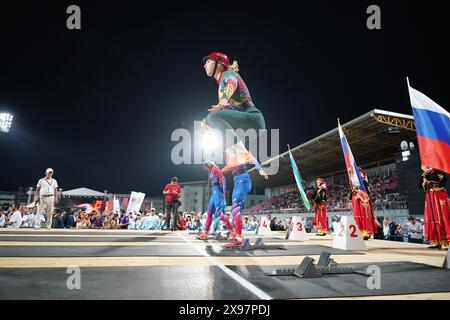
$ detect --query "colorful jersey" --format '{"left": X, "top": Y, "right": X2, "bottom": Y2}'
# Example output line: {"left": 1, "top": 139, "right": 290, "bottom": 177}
{"left": 217, "top": 71, "right": 254, "bottom": 111}
{"left": 210, "top": 166, "right": 226, "bottom": 191}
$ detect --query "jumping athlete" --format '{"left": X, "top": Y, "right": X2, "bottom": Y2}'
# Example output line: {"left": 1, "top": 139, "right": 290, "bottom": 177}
{"left": 196, "top": 161, "right": 233, "bottom": 240}
{"left": 202, "top": 51, "right": 266, "bottom": 147}
{"left": 201, "top": 51, "right": 269, "bottom": 247}
{"left": 312, "top": 178, "right": 328, "bottom": 236}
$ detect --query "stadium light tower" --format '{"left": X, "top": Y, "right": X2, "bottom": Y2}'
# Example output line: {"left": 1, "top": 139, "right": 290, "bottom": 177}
{"left": 0, "top": 113, "right": 14, "bottom": 133}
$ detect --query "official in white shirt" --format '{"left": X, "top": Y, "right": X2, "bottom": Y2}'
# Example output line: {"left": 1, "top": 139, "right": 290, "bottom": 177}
{"left": 35, "top": 168, "right": 59, "bottom": 229}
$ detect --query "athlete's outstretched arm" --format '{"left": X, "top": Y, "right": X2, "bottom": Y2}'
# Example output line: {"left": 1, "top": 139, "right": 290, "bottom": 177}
{"left": 249, "top": 154, "right": 268, "bottom": 180}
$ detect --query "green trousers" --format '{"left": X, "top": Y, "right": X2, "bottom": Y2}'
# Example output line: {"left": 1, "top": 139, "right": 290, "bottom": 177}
{"left": 205, "top": 107, "right": 266, "bottom": 145}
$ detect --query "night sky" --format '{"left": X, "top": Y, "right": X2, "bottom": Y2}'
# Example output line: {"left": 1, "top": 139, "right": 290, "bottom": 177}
{"left": 0, "top": 1, "right": 448, "bottom": 196}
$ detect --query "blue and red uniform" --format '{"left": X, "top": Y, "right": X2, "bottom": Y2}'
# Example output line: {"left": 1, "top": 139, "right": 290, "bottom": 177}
{"left": 226, "top": 159, "right": 263, "bottom": 237}
{"left": 203, "top": 165, "right": 233, "bottom": 234}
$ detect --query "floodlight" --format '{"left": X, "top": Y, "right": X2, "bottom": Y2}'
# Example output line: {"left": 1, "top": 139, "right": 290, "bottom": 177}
{"left": 0, "top": 113, "right": 14, "bottom": 133}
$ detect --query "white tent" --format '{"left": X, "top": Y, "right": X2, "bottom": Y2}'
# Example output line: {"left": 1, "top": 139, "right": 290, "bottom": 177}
{"left": 61, "top": 187, "right": 105, "bottom": 197}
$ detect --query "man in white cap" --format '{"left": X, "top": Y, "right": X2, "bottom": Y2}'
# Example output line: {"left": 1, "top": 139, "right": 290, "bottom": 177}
{"left": 34, "top": 168, "right": 59, "bottom": 229}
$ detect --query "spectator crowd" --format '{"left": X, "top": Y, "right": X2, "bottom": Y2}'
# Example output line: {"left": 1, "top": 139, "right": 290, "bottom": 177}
{"left": 0, "top": 203, "right": 263, "bottom": 232}
{"left": 0, "top": 202, "right": 429, "bottom": 245}
{"left": 250, "top": 174, "right": 408, "bottom": 214}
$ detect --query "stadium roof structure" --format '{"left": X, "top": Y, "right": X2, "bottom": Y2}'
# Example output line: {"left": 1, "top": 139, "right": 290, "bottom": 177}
{"left": 61, "top": 187, "right": 105, "bottom": 197}
{"left": 249, "top": 109, "right": 417, "bottom": 188}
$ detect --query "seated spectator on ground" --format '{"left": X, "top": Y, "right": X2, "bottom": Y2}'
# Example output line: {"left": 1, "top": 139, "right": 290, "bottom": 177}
{"left": 118, "top": 210, "right": 129, "bottom": 229}
{"left": 191, "top": 215, "right": 202, "bottom": 230}
{"left": 243, "top": 216, "right": 251, "bottom": 231}
{"left": 22, "top": 210, "right": 35, "bottom": 228}
{"left": 186, "top": 214, "right": 194, "bottom": 230}
{"left": 134, "top": 213, "right": 142, "bottom": 230}
{"left": 406, "top": 216, "right": 423, "bottom": 244}
{"left": 110, "top": 213, "right": 119, "bottom": 229}
{"left": 158, "top": 213, "right": 164, "bottom": 229}
{"left": 201, "top": 213, "right": 207, "bottom": 229}
{"left": 273, "top": 218, "right": 285, "bottom": 231}
{"left": 138, "top": 212, "right": 151, "bottom": 230}
{"left": 102, "top": 211, "right": 112, "bottom": 229}
{"left": 270, "top": 216, "right": 277, "bottom": 231}
{"left": 382, "top": 218, "right": 391, "bottom": 240}
{"left": 175, "top": 213, "right": 185, "bottom": 231}
{"left": 61, "top": 209, "right": 69, "bottom": 227}
{"left": 0, "top": 210, "right": 6, "bottom": 228}
{"left": 249, "top": 215, "right": 258, "bottom": 231}
{"left": 5, "top": 204, "right": 23, "bottom": 229}
{"left": 91, "top": 213, "right": 103, "bottom": 229}
{"left": 76, "top": 210, "right": 91, "bottom": 229}
{"left": 64, "top": 211, "right": 76, "bottom": 229}
{"left": 388, "top": 220, "right": 402, "bottom": 241}
{"left": 147, "top": 210, "right": 161, "bottom": 230}
{"left": 52, "top": 208, "right": 64, "bottom": 229}
{"left": 128, "top": 214, "right": 137, "bottom": 230}
{"left": 178, "top": 211, "right": 186, "bottom": 230}
{"left": 285, "top": 218, "right": 292, "bottom": 232}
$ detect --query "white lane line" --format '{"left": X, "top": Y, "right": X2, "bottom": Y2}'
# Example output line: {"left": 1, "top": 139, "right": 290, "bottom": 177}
{"left": 176, "top": 232, "right": 272, "bottom": 300}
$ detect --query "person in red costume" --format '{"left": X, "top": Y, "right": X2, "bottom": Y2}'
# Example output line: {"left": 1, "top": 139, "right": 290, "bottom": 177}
{"left": 349, "top": 168, "right": 379, "bottom": 240}
{"left": 419, "top": 166, "right": 450, "bottom": 250}
{"left": 312, "top": 178, "right": 328, "bottom": 236}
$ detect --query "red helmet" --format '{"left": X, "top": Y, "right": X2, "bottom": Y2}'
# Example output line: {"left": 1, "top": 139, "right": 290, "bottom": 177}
{"left": 203, "top": 51, "right": 230, "bottom": 69}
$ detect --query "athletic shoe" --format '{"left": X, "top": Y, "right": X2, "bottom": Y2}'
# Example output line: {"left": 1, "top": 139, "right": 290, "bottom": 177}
{"left": 196, "top": 233, "right": 209, "bottom": 241}
{"left": 224, "top": 239, "right": 245, "bottom": 248}
{"left": 227, "top": 231, "right": 236, "bottom": 241}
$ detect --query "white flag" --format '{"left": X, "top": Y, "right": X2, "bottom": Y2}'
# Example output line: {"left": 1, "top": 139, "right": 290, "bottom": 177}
{"left": 126, "top": 191, "right": 146, "bottom": 214}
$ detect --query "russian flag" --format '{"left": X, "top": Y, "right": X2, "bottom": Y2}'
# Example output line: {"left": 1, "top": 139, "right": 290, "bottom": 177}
{"left": 407, "top": 78, "right": 450, "bottom": 174}
{"left": 338, "top": 121, "right": 366, "bottom": 192}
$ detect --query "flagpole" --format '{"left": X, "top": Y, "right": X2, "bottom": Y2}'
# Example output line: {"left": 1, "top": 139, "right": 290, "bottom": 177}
{"left": 338, "top": 118, "right": 354, "bottom": 194}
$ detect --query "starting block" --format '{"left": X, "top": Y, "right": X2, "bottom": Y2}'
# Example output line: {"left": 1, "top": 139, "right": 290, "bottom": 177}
{"left": 267, "top": 252, "right": 370, "bottom": 278}
{"left": 226, "top": 237, "right": 286, "bottom": 251}
{"left": 215, "top": 232, "right": 230, "bottom": 241}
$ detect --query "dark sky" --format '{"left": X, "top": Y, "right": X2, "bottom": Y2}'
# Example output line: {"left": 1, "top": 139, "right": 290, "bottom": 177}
{"left": 0, "top": 1, "right": 448, "bottom": 195}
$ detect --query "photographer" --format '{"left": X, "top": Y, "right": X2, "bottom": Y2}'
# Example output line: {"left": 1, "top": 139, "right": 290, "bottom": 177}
{"left": 162, "top": 177, "right": 181, "bottom": 231}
